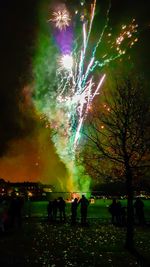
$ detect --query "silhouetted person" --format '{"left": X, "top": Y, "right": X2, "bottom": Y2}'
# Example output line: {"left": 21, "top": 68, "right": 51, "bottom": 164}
{"left": 116, "top": 200, "right": 122, "bottom": 225}
{"left": 134, "top": 198, "right": 145, "bottom": 225}
{"left": 120, "top": 206, "right": 126, "bottom": 226}
{"left": 9, "top": 196, "right": 24, "bottom": 228}
{"left": 78, "top": 195, "right": 89, "bottom": 225}
{"left": 71, "top": 198, "right": 78, "bottom": 224}
{"left": 47, "top": 200, "right": 53, "bottom": 222}
{"left": 58, "top": 197, "right": 66, "bottom": 222}
{"left": 0, "top": 200, "right": 9, "bottom": 232}
{"left": 52, "top": 199, "right": 58, "bottom": 222}
{"left": 109, "top": 199, "right": 118, "bottom": 224}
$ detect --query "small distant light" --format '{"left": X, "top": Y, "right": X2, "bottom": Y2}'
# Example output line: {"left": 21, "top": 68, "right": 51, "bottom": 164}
{"left": 28, "top": 191, "right": 33, "bottom": 197}
{"left": 122, "top": 25, "right": 126, "bottom": 29}
{"left": 80, "top": 15, "right": 84, "bottom": 21}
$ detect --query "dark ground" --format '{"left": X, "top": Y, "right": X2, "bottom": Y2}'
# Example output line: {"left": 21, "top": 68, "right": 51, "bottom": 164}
{"left": 0, "top": 217, "right": 150, "bottom": 267}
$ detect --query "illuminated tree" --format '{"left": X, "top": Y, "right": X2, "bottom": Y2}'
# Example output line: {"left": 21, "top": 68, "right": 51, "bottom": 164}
{"left": 83, "top": 76, "right": 150, "bottom": 249}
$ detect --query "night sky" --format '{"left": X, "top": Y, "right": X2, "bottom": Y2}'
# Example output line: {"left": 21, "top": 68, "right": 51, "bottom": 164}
{"left": 0, "top": 0, "right": 149, "bottom": 186}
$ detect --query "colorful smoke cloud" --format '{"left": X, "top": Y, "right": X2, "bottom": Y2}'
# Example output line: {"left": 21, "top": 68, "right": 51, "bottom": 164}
{"left": 33, "top": 0, "right": 138, "bottom": 193}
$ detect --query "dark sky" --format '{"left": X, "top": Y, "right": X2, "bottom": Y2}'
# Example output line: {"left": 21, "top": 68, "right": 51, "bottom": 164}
{"left": 0, "top": 0, "right": 149, "bottom": 182}
{"left": 0, "top": 0, "right": 38, "bottom": 155}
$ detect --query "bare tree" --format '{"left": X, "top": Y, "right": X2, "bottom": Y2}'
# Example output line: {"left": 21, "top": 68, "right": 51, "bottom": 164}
{"left": 82, "top": 77, "right": 150, "bottom": 250}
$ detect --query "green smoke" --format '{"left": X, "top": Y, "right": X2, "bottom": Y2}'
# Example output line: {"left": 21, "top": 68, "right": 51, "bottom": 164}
{"left": 32, "top": 2, "right": 91, "bottom": 193}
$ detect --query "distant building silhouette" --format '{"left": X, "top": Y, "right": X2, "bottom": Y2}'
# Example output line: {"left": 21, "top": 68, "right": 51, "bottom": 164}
{"left": 0, "top": 179, "right": 54, "bottom": 200}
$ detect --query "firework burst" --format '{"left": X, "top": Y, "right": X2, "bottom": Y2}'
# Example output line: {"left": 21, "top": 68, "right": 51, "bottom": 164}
{"left": 48, "top": 9, "right": 71, "bottom": 30}
{"left": 60, "top": 54, "right": 73, "bottom": 71}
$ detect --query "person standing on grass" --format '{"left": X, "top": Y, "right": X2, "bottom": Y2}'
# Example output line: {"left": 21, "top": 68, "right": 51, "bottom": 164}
{"left": 120, "top": 206, "right": 126, "bottom": 226}
{"left": 134, "top": 198, "right": 145, "bottom": 225}
{"left": 78, "top": 195, "right": 89, "bottom": 225}
{"left": 108, "top": 198, "right": 118, "bottom": 224}
{"left": 71, "top": 198, "right": 78, "bottom": 224}
{"left": 0, "top": 200, "right": 9, "bottom": 232}
{"left": 58, "top": 197, "right": 66, "bottom": 222}
{"left": 47, "top": 200, "right": 53, "bottom": 222}
{"left": 9, "top": 195, "right": 24, "bottom": 228}
{"left": 116, "top": 200, "right": 122, "bottom": 225}
{"left": 52, "top": 199, "right": 58, "bottom": 222}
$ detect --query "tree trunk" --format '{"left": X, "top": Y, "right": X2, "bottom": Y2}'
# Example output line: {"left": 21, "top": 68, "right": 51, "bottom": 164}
{"left": 125, "top": 170, "right": 134, "bottom": 250}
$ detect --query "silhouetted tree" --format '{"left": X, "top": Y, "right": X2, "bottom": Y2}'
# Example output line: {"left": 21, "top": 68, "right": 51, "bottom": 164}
{"left": 83, "top": 77, "right": 150, "bottom": 250}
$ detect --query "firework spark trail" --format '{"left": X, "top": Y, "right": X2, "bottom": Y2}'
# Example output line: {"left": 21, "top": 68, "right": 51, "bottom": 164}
{"left": 83, "top": 23, "right": 87, "bottom": 54}
{"left": 74, "top": 117, "right": 83, "bottom": 148}
{"left": 51, "top": 0, "right": 138, "bottom": 150}
{"left": 92, "top": 0, "right": 111, "bottom": 59}
{"left": 85, "top": 0, "right": 96, "bottom": 52}
{"left": 92, "top": 74, "right": 106, "bottom": 100}
{"left": 78, "top": 1, "right": 96, "bottom": 92}
{"left": 67, "top": 1, "right": 99, "bottom": 148}
{"left": 68, "top": 2, "right": 109, "bottom": 146}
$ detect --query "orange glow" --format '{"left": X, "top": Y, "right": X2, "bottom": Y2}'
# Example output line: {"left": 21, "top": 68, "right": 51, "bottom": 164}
{"left": 0, "top": 126, "right": 68, "bottom": 190}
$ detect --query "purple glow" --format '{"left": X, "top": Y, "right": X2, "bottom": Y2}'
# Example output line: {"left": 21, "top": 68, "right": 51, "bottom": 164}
{"left": 54, "top": 26, "right": 73, "bottom": 55}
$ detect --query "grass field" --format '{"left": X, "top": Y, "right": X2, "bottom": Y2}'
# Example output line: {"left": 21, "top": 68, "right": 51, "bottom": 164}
{"left": 0, "top": 199, "right": 150, "bottom": 266}
{"left": 0, "top": 212, "right": 150, "bottom": 266}
{"left": 23, "top": 199, "right": 150, "bottom": 221}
